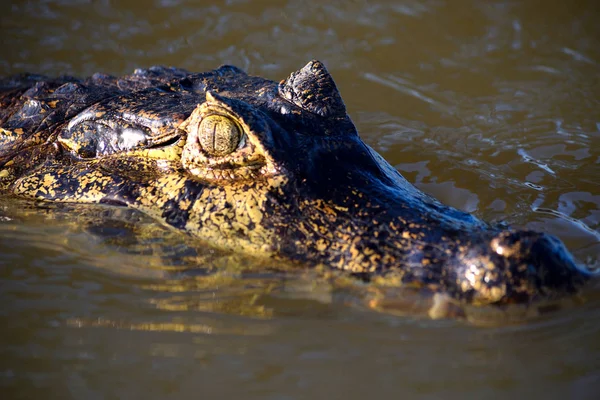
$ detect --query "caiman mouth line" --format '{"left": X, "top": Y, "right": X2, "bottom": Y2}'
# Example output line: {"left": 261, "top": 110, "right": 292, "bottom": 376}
{"left": 0, "top": 60, "right": 596, "bottom": 321}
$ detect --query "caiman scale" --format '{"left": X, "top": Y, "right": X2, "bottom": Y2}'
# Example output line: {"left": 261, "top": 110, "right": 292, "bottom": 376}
{"left": 0, "top": 61, "right": 594, "bottom": 317}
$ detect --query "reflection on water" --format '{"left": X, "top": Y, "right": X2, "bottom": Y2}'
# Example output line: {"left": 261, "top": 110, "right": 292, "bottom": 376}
{"left": 1, "top": 0, "right": 599, "bottom": 398}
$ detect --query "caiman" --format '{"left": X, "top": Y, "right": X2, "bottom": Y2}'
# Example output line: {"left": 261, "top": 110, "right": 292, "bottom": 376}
{"left": 0, "top": 60, "right": 595, "bottom": 319}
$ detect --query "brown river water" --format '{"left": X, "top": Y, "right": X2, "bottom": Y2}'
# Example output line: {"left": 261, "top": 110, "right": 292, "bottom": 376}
{"left": 1, "top": 0, "right": 599, "bottom": 398}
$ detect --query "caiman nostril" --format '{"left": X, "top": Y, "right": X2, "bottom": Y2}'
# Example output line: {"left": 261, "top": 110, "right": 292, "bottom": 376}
{"left": 488, "top": 231, "right": 590, "bottom": 302}
{"left": 446, "top": 230, "right": 593, "bottom": 306}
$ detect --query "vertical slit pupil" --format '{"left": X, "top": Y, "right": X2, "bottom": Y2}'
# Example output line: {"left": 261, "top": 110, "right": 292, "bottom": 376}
{"left": 199, "top": 115, "right": 241, "bottom": 156}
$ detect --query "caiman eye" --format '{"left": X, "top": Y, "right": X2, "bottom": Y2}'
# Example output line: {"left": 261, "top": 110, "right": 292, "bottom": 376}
{"left": 198, "top": 115, "right": 242, "bottom": 157}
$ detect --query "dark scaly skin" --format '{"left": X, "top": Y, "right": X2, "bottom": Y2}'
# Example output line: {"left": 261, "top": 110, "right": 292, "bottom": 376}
{"left": 0, "top": 61, "right": 594, "bottom": 315}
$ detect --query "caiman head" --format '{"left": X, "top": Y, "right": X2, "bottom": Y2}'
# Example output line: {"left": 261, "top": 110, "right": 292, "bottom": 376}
{"left": 4, "top": 60, "right": 594, "bottom": 311}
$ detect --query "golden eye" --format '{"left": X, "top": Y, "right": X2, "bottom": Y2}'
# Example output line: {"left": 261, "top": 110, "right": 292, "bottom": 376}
{"left": 197, "top": 115, "right": 242, "bottom": 156}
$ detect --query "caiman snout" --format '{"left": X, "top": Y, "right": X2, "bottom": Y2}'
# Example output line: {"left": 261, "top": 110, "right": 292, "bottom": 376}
{"left": 449, "top": 230, "right": 591, "bottom": 305}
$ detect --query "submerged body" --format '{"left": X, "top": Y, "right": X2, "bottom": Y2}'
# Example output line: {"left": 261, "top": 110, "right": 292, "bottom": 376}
{"left": 0, "top": 61, "right": 593, "bottom": 316}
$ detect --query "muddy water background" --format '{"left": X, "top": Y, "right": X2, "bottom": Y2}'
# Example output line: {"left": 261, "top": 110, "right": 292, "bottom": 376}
{"left": 1, "top": 0, "right": 599, "bottom": 398}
